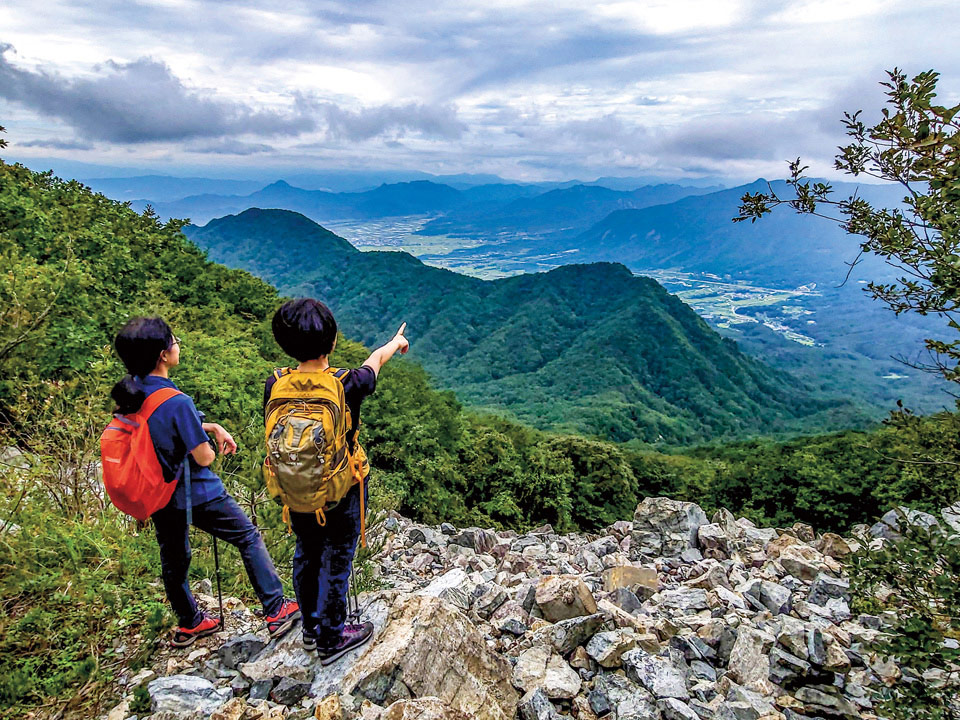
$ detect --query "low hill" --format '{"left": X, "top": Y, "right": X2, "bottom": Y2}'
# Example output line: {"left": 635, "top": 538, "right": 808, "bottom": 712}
{"left": 187, "top": 208, "right": 858, "bottom": 444}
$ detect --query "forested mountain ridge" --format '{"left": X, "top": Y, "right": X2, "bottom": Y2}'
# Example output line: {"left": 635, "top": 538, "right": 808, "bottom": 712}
{"left": 417, "top": 182, "right": 719, "bottom": 240}
{"left": 133, "top": 179, "right": 466, "bottom": 225}
{"left": 187, "top": 208, "right": 861, "bottom": 444}
{"left": 554, "top": 180, "right": 906, "bottom": 286}
{"left": 129, "top": 176, "right": 715, "bottom": 230}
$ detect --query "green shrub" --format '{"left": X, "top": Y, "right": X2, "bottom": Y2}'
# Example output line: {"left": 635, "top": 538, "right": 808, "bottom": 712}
{"left": 849, "top": 519, "right": 960, "bottom": 719}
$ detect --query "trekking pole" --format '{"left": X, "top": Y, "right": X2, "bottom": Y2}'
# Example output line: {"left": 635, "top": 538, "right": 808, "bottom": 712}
{"left": 348, "top": 561, "right": 360, "bottom": 623}
{"left": 207, "top": 446, "right": 225, "bottom": 631}
{"left": 213, "top": 535, "right": 225, "bottom": 630}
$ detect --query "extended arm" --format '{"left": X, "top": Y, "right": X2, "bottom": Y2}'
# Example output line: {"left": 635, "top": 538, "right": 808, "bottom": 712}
{"left": 363, "top": 323, "right": 409, "bottom": 377}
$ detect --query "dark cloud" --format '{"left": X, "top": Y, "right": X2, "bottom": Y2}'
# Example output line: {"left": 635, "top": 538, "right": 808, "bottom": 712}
{"left": 319, "top": 102, "right": 465, "bottom": 141}
{"left": 16, "top": 137, "right": 93, "bottom": 150}
{"left": 655, "top": 114, "right": 800, "bottom": 161}
{"left": 559, "top": 114, "right": 649, "bottom": 145}
{"left": 0, "top": 44, "right": 316, "bottom": 143}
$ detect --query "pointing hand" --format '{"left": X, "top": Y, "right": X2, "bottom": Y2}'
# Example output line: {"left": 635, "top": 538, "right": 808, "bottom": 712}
{"left": 394, "top": 322, "right": 409, "bottom": 354}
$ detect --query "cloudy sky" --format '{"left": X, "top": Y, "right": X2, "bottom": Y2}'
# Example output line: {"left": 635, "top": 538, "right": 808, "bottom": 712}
{"left": 0, "top": 0, "right": 956, "bottom": 182}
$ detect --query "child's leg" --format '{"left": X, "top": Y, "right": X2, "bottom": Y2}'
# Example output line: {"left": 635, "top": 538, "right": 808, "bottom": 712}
{"left": 315, "top": 482, "right": 367, "bottom": 650}
{"left": 152, "top": 502, "right": 202, "bottom": 628}
{"left": 289, "top": 514, "right": 325, "bottom": 639}
{"left": 192, "top": 493, "right": 284, "bottom": 618}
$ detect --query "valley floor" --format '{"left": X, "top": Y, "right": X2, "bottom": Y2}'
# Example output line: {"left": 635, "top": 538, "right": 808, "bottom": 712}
{"left": 331, "top": 217, "right": 955, "bottom": 418}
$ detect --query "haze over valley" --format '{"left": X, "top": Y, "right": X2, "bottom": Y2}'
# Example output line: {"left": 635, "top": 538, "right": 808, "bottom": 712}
{"left": 81, "top": 170, "right": 949, "bottom": 420}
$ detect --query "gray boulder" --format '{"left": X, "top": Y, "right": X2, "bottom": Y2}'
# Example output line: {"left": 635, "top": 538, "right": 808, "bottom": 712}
{"left": 768, "top": 647, "right": 811, "bottom": 687}
{"left": 807, "top": 574, "right": 850, "bottom": 608}
{"left": 869, "top": 506, "right": 940, "bottom": 540}
{"left": 147, "top": 675, "right": 231, "bottom": 715}
{"left": 632, "top": 497, "right": 708, "bottom": 558}
{"left": 271, "top": 676, "right": 312, "bottom": 706}
{"left": 531, "top": 613, "right": 605, "bottom": 656}
{"left": 942, "top": 502, "right": 960, "bottom": 533}
{"left": 622, "top": 649, "right": 690, "bottom": 700}
{"left": 592, "top": 673, "right": 659, "bottom": 720}
{"left": 517, "top": 688, "right": 562, "bottom": 720}
{"left": 659, "top": 697, "right": 701, "bottom": 720}
{"left": 218, "top": 633, "right": 266, "bottom": 671}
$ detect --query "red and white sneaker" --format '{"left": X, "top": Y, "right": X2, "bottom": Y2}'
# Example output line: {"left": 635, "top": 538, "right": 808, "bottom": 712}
{"left": 266, "top": 599, "right": 301, "bottom": 640}
{"left": 171, "top": 614, "right": 221, "bottom": 648}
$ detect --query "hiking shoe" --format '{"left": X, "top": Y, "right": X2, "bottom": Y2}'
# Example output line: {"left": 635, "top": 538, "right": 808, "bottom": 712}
{"left": 318, "top": 622, "right": 374, "bottom": 666}
{"left": 171, "top": 614, "right": 221, "bottom": 648}
{"left": 266, "top": 598, "right": 301, "bottom": 639}
{"left": 302, "top": 630, "right": 317, "bottom": 652}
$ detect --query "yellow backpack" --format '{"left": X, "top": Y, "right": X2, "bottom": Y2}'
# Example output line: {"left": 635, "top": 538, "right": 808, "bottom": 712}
{"left": 263, "top": 367, "right": 369, "bottom": 542}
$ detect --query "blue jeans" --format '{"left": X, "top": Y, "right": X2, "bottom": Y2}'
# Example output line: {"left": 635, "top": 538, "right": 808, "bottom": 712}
{"left": 290, "top": 481, "right": 367, "bottom": 650}
{"left": 153, "top": 491, "right": 284, "bottom": 628}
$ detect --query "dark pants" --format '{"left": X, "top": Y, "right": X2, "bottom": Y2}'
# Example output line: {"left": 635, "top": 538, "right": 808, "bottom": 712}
{"left": 153, "top": 492, "right": 284, "bottom": 628}
{"left": 290, "top": 481, "right": 367, "bottom": 650}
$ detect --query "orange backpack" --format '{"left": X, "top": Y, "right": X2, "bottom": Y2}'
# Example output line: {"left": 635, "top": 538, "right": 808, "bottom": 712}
{"left": 100, "top": 388, "right": 183, "bottom": 520}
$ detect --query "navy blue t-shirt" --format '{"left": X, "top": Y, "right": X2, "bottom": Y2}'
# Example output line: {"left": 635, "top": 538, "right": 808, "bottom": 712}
{"left": 262, "top": 365, "right": 377, "bottom": 451}
{"left": 139, "top": 375, "right": 225, "bottom": 510}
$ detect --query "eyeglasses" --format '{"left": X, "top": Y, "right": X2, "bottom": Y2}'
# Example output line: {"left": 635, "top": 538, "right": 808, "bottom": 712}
{"left": 170, "top": 336, "right": 182, "bottom": 350}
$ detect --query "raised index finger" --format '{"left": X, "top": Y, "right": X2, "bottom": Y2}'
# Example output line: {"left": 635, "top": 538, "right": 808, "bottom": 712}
{"left": 397, "top": 322, "right": 407, "bottom": 336}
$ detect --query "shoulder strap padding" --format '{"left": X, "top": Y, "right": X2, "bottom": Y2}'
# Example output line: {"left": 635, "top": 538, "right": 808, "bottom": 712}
{"left": 333, "top": 368, "right": 350, "bottom": 381}
{"left": 139, "top": 388, "right": 183, "bottom": 420}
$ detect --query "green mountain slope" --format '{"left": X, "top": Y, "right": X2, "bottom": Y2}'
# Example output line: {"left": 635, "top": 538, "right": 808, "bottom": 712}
{"left": 0, "top": 155, "right": 648, "bottom": 537}
{"left": 559, "top": 180, "right": 906, "bottom": 286}
{"left": 187, "top": 208, "right": 857, "bottom": 444}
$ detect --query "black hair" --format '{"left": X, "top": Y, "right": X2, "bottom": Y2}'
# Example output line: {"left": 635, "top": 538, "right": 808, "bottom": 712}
{"left": 272, "top": 298, "right": 338, "bottom": 362}
{"left": 110, "top": 316, "right": 174, "bottom": 414}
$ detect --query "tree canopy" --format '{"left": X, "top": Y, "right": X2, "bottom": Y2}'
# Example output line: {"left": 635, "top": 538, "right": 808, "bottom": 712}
{"left": 737, "top": 68, "right": 960, "bottom": 385}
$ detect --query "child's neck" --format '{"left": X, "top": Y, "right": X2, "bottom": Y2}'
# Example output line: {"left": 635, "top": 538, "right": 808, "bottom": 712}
{"left": 297, "top": 357, "right": 330, "bottom": 372}
{"left": 149, "top": 363, "right": 170, "bottom": 379}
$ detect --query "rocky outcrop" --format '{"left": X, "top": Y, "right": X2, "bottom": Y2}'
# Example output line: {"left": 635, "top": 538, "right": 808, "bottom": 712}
{"left": 101, "top": 496, "right": 944, "bottom": 720}
{"left": 342, "top": 594, "right": 520, "bottom": 719}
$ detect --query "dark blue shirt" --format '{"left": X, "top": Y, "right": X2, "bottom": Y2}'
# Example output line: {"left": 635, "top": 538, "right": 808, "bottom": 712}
{"left": 139, "top": 375, "right": 225, "bottom": 510}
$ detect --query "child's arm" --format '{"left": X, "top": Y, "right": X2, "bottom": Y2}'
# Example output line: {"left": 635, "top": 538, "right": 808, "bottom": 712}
{"left": 202, "top": 422, "right": 238, "bottom": 455}
{"left": 362, "top": 323, "right": 409, "bottom": 377}
{"left": 188, "top": 424, "right": 237, "bottom": 467}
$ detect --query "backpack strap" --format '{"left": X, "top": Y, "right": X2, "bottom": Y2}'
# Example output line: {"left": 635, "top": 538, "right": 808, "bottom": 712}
{"left": 131, "top": 387, "right": 192, "bottom": 523}
{"left": 327, "top": 367, "right": 365, "bottom": 544}
{"left": 139, "top": 387, "right": 182, "bottom": 419}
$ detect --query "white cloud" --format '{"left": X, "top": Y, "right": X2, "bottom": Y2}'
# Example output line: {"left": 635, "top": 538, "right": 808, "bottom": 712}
{"left": 0, "top": 0, "right": 956, "bottom": 180}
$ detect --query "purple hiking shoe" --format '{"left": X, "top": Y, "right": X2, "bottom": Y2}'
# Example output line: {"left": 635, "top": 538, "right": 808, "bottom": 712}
{"left": 318, "top": 621, "right": 374, "bottom": 666}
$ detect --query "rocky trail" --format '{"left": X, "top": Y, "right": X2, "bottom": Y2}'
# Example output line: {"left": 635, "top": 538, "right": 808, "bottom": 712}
{"left": 100, "top": 497, "right": 959, "bottom": 720}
